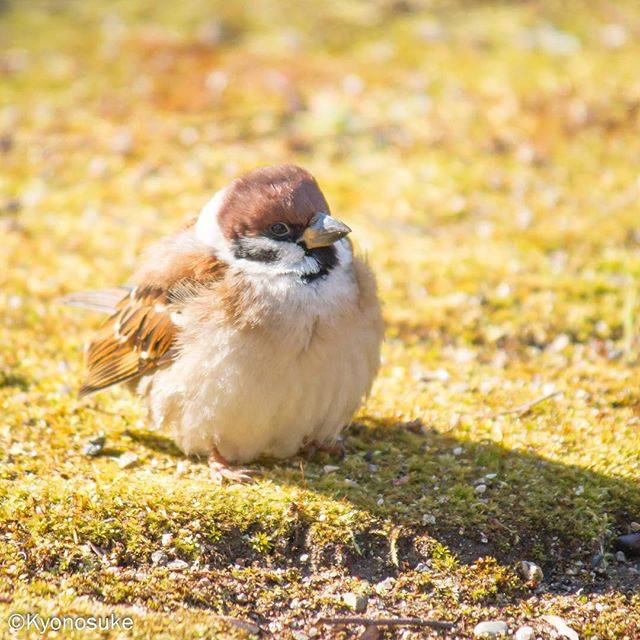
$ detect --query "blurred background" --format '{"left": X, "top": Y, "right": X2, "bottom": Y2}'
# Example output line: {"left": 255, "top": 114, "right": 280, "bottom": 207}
{"left": 3, "top": 1, "right": 640, "bottom": 346}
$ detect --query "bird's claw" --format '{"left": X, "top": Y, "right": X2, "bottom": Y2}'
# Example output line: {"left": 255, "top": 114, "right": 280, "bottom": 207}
{"left": 209, "top": 461, "right": 258, "bottom": 485}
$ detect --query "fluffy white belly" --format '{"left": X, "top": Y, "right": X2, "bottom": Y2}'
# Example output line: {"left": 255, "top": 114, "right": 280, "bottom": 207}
{"left": 144, "top": 307, "right": 380, "bottom": 463}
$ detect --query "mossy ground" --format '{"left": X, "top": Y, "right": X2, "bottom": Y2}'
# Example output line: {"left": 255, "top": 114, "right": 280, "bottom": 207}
{"left": 2, "top": 0, "right": 640, "bottom": 637}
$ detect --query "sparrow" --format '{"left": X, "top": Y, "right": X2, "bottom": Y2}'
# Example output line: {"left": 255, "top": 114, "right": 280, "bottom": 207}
{"left": 65, "top": 165, "right": 384, "bottom": 483}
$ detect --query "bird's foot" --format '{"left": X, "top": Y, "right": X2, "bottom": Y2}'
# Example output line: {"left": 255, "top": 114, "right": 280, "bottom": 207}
{"left": 208, "top": 449, "right": 257, "bottom": 485}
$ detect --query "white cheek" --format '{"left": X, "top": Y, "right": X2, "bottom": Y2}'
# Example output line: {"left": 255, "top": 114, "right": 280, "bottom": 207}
{"left": 236, "top": 236, "right": 318, "bottom": 275}
{"left": 195, "top": 188, "right": 234, "bottom": 260}
{"left": 335, "top": 238, "right": 353, "bottom": 266}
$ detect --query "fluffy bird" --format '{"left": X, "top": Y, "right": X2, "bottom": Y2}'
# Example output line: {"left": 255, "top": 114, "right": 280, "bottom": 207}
{"left": 66, "top": 165, "right": 383, "bottom": 482}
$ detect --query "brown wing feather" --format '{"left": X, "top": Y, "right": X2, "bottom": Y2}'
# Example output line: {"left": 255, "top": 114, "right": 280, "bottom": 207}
{"left": 79, "top": 251, "right": 226, "bottom": 397}
{"left": 79, "top": 286, "right": 176, "bottom": 396}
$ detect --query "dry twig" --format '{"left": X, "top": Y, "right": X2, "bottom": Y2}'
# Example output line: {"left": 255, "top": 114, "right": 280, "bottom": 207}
{"left": 483, "top": 390, "right": 561, "bottom": 419}
{"left": 317, "top": 616, "right": 455, "bottom": 630}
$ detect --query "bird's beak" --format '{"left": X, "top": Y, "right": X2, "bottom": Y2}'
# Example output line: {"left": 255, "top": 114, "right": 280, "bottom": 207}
{"left": 301, "top": 213, "right": 351, "bottom": 249}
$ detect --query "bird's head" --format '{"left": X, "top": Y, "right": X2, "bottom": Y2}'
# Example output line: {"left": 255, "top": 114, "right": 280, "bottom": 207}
{"left": 195, "top": 165, "right": 352, "bottom": 282}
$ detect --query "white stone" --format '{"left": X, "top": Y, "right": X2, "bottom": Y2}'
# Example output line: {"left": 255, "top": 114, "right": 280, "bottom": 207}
{"left": 519, "top": 560, "right": 544, "bottom": 584}
{"left": 323, "top": 465, "right": 340, "bottom": 474}
{"left": 542, "top": 615, "right": 579, "bottom": 640}
{"left": 118, "top": 452, "right": 139, "bottom": 469}
{"left": 341, "top": 592, "right": 368, "bottom": 612}
{"left": 514, "top": 626, "right": 534, "bottom": 640}
{"left": 166, "top": 559, "right": 189, "bottom": 571}
{"left": 161, "top": 533, "right": 173, "bottom": 547}
{"left": 473, "top": 621, "right": 508, "bottom": 638}
{"left": 151, "top": 551, "right": 169, "bottom": 566}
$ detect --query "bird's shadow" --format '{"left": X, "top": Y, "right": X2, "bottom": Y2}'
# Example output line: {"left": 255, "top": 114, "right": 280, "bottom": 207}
{"left": 127, "top": 414, "right": 640, "bottom": 593}
{"left": 276, "top": 416, "right": 640, "bottom": 590}
{"left": 123, "top": 428, "right": 185, "bottom": 458}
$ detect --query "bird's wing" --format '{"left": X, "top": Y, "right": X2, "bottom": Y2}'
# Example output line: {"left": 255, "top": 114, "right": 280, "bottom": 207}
{"left": 78, "top": 250, "right": 226, "bottom": 397}
{"left": 79, "top": 285, "right": 180, "bottom": 396}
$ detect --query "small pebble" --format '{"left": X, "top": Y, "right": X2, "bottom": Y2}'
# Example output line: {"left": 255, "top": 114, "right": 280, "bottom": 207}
{"left": 151, "top": 551, "right": 169, "bottom": 566}
{"left": 422, "top": 514, "right": 436, "bottom": 525}
{"left": 518, "top": 560, "right": 544, "bottom": 584}
{"left": 550, "top": 333, "right": 570, "bottom": 352}
{"left": 110, "top": 129, "right": 133, "bottom": 155}
{"left": 198, "top": 19, "right": 225, "bottom": 46}
{"left": 84, "top": 435, "right": 105, "bottom": 457}
{"left": 323, "top": 465, "right": 340, "bottom": 474}
{"left": 174, "top": 460, "right": 189, "bottom": 476}
{"left": 600, "top": 23, "right": 627, "bottom": 49}
{"left": 166, "top": 559, "right": 189, "bottom": 571}
{"left": 374, "top": 577, "right": 395, "bottom": 594}
{"left": 422, "top": 368, "right": 450, "bottom": 382}
{"left": 299, "top": 553, "right": 309, "bottom": 562}
{"left": 615, "top": 551, "right": 626, "bottom": 562}
{"left": 473, "top": 621, "right": 508, "bottom": 638}
{"left": 341, "top": 592, "right": 368, "bottom": 613}
{"left": 475, "top": 484, "right": 487, "bottom": 495}
{"left": 161, "top": 533, "right": 173, "bottom": 547}
{"left": 541, "top": 615, "right": 579, "bottom": 640}
{"left": 449, "top": 413, "right": 462, "bottom": 429}
{"left": 514, "top": 626, "right": 534, "bottom": 640}
{"left": 118, "top": 452, "right": 139, "bottom": 469}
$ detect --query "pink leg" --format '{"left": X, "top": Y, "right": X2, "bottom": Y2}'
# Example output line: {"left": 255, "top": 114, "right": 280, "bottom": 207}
{"left": 208, "top": 448, "right": 257, "bottom": 485}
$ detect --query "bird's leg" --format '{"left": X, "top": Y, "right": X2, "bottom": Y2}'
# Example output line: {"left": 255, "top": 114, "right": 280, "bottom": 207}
{"left": 300, "top": 437, "right": 345, "bottom": 460}
{"left": 208, "top": 447, "right": 257, "bottom": 485}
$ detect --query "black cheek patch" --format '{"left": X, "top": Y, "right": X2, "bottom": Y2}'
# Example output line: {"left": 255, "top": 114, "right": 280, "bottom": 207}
{"left": 301, "top": 245, "right": 338, "bottom": 283}
{"left": 233, "top": 240, "right": 279, "bottom": 263}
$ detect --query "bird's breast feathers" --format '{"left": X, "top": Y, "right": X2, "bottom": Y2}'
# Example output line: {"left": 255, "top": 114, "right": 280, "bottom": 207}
{"left": 146, "top": 247, "right": 382, "bottom": 462}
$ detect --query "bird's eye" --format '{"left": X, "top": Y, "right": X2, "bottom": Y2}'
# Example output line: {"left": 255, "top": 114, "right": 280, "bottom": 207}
{"left": 270, "top": 222, "right": 290, "bottom": 237}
